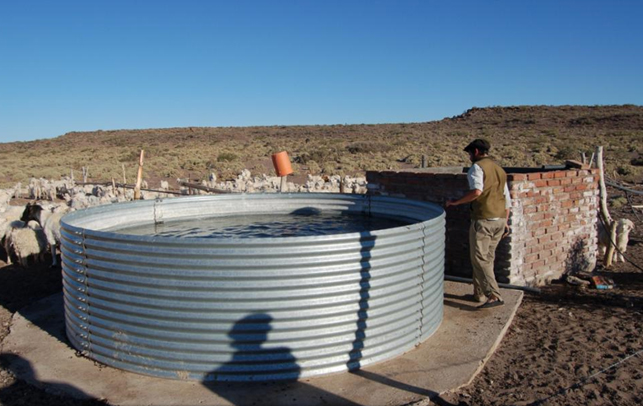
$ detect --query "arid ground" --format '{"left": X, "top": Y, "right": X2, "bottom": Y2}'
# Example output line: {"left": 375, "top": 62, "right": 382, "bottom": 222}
{"left": 1, "top": 105, "right": 643, "bottom": 405}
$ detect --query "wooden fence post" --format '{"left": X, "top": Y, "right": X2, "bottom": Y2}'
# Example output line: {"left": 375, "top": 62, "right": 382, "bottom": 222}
{"left": 134, "top": 150, "right": 145, "bottom": 200}
{"left": 596, "top": 146, "right": 616, "bottom": 267}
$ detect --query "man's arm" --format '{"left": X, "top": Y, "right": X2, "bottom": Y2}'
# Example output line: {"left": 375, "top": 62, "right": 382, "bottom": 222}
{"left": 446, "top": 189, "right": 482, "bottom": 208}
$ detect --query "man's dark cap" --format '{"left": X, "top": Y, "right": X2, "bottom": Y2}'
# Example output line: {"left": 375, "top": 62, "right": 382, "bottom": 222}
{"left": 463, "top": 139, "right": 491, "bottom": 153}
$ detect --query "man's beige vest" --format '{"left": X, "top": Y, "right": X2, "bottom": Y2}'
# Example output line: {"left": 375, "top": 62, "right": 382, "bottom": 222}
{"left": 471, "top": 157, "right": 507, "bottom": 220}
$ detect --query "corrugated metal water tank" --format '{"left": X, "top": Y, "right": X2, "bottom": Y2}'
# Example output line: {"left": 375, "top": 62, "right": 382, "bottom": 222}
{"left": 60, "top": 193, "right": 445, "bottom": 381}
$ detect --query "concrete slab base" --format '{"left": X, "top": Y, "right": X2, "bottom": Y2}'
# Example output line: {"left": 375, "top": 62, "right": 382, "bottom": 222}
{"left": 1, "top": 281, "right": 523, "bottom": 406}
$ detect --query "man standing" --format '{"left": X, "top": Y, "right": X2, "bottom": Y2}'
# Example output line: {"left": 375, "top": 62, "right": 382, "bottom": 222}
{"left": 446, "top": 139, "right": 511, "bottom": 309}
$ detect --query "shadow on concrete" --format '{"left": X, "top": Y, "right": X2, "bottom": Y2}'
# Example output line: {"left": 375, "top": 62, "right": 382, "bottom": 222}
{"left": 443, "top": 292, "right": 480, "bottom": 311}
{"left": 0, "top": 353, "right": 105, "bottom": 405}
{"left": 350, "top": 370, "right": 460, "bottom": 406}
{"left": 0, "top": 261, "right": 71, "bottom": 348}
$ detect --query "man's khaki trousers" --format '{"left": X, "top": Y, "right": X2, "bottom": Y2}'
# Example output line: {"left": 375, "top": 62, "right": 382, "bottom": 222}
{"left": 469, "top": 218, "right": 505, "bottom": 300}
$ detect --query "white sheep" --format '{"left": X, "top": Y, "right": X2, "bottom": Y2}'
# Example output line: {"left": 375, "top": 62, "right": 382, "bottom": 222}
{"left": 0, "top": 205, "right": 26, "bottom": 243}
{"left": 598, "top": 218, "right": 635, "bottom": 263}
{"left": 4, "top": 220, "right": 47, "bottom": 267}
{"left": 0, "top": 187, "right": 16, "bottom": 207}
{"left": 21, "top": 203, "right": 70, "bottom": 267}
{"left": 160, "top": 180, "right": 170, "bottom": 191}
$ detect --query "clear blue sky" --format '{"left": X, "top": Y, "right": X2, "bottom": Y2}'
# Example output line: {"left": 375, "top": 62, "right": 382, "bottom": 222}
{"left": 1, "top": 0, "right": 642, "bottom": 143}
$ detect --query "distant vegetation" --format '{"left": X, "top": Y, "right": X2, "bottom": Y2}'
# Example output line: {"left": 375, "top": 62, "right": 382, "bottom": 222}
{"left": 1, "top": 105, "right": 642, "bottom": 188}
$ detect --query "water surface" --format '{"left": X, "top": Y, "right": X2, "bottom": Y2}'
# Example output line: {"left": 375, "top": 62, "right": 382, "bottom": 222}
{"left": 111, "top": 211, "right": 411, "bottom": 238}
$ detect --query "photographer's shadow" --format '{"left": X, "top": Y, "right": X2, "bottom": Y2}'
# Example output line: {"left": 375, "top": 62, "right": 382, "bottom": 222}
{"left": 202, "top": 313, "right": 359, "bottom": 406}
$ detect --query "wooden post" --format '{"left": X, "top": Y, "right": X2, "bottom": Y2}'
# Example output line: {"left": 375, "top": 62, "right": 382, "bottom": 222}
{"left": 134, "top": 150, "right": 145, "bottom": 200}
{"left": 581, "top": 152, "right": 587, "bottom": 164}
{"left": 596, "top": 146, "right": 615, "bottom": 267}
{"left": 421, "top": 155, "right": 427, "bottom": 168}
{"left": 122, "top": 164, "right": 127, "bottom": 184}
{"left": 82, "top": 167, "right": 88, "bottom": 183}
{"left": 280, "top": 176, "right": 288, "bottom": 193}
{"left": 340, "top": 177, "right": 346, "bottom": 193}
{"left": 596, "top": 146, "right": 612, "bottom": 226}
{"left": 112, "top": 178, "right": 116, "bottom": 195}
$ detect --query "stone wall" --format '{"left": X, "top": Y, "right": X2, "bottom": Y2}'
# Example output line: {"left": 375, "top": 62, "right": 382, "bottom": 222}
{"left": 366, "top": 167, "right": 599, "bottom": 286}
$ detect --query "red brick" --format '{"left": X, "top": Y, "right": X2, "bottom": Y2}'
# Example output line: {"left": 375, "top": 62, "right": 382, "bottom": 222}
{"left": 508, "top": 174, "right": 526, "bottom": 181}
{"left": 543, "top": 242, "right": 557, "bottom": 250}
{"left": 541, "top": 172, "right": 555, "bottom": 179}
{"left": 537, "top": 204, "right": 550, "bottom": 212}
{"left": 560, "top": 178, "right": 572, "bottom": 185}
{"left": 554, "top": 171, "right": 567, "bottom": 178}
{"left": 524, "top": 206, "right": 537, "bottom": 214}
{"left": 547, "top": 179, "right": 561, "bottom": 186}
{"left": 525, "top": 254, "right": 539, "bottom": 263}
{"left": 533, "top": 179, "right": 548, "bottom": 187}
{"left": 527, "top": 173, "right": 542, "bottom": 180}
{"left": 566, "top": 170, "right": 579, "bottom": 177}
{"left": 549, "top": 232, "right": 564, "bottom": 241}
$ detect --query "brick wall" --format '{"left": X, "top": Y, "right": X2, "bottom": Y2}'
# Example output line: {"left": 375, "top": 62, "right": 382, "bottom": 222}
{"left": 366, "top": 167, "right": 599, "bottom": 286}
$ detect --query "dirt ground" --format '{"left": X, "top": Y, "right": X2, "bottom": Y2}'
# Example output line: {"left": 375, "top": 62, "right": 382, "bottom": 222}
{"left": 1, "top": 186, "right": 642, "bottom": 406}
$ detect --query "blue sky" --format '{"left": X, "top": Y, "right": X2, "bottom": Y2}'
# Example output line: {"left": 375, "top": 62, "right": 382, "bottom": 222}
{"left": 1, "top": 0, "right": 642, "bottom": 143}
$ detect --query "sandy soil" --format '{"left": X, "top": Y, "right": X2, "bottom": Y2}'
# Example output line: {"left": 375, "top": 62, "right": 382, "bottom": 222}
{"left": 1, "top": 187, "right": 642, "bottom": 406}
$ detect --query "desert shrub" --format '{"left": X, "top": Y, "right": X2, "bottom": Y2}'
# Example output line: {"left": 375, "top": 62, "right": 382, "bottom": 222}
{"left": 555, "top": 145, "right": 576, "bottom": 160}
{"left": 609, "top": 196, "right": 628, "bottom": 209}
{"left": 346, "top": 142, "right": 392, "bottom": 154}
{"left": 616, "top": 166, "right": 632, "bottom": 176}
{"left": 217, "top": 152, "right": 238, "bottom": 162}
{"left": 297, "top": 149, "right": 340, "bottom": 165}
{"left": 118, "top": 150, "right": 142, "bottom": 162}
{"left": 631, "top": 157, "right": 643, "bottom": 166}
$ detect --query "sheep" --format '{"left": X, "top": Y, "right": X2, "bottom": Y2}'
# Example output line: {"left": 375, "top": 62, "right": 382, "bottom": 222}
{"left": 4, "top": 220, "right": 47, "bottom": 267}
{"left": 20, "top": 203, "right": 69, "bottom": 267}
{"left": 0, "top": 186, "right": 16, "bottom": 207}
{"left": 160, "top": 180, "right": 169, "bottom": 191}
{"left": 0, "top": 205, "right": 26, "bottom": 243}
{"left": 28, "top": 178, "right": 43, "bottom": 200}
{"left": 598, "top": 218, "right": 635, "bottom": 263}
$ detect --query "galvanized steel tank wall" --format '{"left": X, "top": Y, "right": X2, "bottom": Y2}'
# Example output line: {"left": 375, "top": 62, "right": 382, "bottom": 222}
{"left": 60, "top": 193, "right": 445, "bottom": 381}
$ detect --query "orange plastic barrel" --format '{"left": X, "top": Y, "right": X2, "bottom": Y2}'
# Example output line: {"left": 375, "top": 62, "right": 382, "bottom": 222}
{"left": 271, "top": 151, "right": 293, "bottom": 176}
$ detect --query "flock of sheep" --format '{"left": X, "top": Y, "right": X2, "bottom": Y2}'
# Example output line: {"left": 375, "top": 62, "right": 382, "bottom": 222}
{"left": 0, "top": 171, "right": 368, "bottom": 268}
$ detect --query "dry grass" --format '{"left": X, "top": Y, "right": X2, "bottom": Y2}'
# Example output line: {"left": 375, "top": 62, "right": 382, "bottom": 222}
{"left": 1, "top": 105, "right": 642, "bottom": 188}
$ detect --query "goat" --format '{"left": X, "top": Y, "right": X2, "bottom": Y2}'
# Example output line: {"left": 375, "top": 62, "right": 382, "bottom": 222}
{"left": 598, "top": 218, "right": 635, "bottom": 263}
{"left": 20, "top": 203, "right": 69, "bottom": 267}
